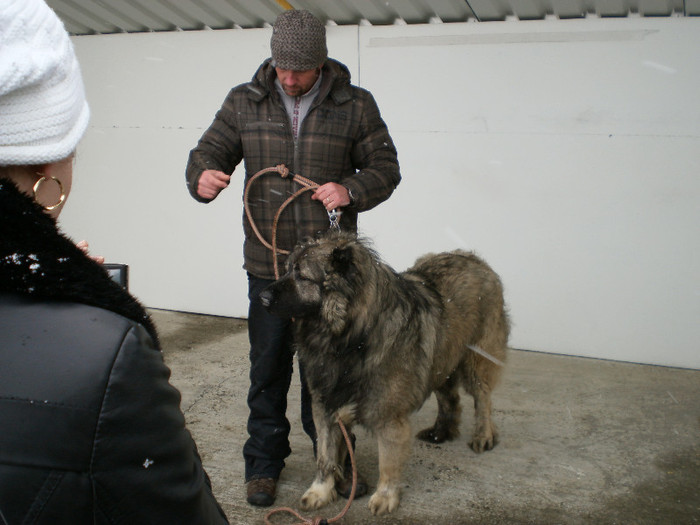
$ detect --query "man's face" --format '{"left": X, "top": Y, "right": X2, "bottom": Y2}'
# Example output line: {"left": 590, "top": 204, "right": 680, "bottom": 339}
{"left": 275, "top": 67, "right": 321, "bottom": 97}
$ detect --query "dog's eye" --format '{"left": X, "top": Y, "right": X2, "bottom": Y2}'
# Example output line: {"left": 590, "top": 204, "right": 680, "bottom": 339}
{"left": 292, "top": 264, "right": 309, "bottom": 280}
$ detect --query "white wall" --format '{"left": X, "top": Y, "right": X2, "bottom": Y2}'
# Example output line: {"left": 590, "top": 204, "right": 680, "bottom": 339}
{"left": 63, "top": 18, "right": 700, "bottom": 369}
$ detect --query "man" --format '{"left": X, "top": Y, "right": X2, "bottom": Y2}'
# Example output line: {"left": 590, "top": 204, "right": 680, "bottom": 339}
{"left": 186, "top": 9, "right": 400, "bottom": 507}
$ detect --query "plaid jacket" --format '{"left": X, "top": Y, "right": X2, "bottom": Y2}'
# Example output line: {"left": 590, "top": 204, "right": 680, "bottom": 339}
{"left": 186, "top": 58, "right": 401, "bottom": 279}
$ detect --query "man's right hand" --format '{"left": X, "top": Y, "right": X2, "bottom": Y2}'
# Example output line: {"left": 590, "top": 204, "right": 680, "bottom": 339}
{"left": 197, "top": 170, "right": 231, "bottom": 200}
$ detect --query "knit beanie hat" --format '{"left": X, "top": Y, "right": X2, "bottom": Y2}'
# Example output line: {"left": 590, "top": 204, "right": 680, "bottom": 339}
{"left": 271, "top": 10, "right": 327, "bottom": 71}
{"left": 0, "top": 0, "right": 90, "bottom": 165}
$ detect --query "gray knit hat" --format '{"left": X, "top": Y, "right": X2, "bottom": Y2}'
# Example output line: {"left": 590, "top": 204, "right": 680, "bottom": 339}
{"left": 271, "top": 10, "right": 327, "bottom": 71}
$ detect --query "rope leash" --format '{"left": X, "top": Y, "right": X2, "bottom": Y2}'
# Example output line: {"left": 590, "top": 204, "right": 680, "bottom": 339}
{"left": 243, "top": 164, "right": 340, "bottom": 279}
{"left": 245, "top": 166, "right": 358, "bottom": 522}
{"left": 244, "top": 165, "right": 502, "bottom": 522}
{"left": 264, "top": 416, "right": 358, "bottom": 525}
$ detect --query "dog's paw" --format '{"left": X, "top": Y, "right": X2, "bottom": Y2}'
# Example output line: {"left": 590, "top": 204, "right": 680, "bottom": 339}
{"left": 469, "top": 430, "right": 499, "bottom": 453}
{"left": 416, "top": 425, "right": 450, "bottom": 444}
{"left": 300, "top": 484, "right": 337, "bottom": 511}
{"left": 416, "top": 419, "right": 461, "bottom": 444}
{"left": 368, "top": 487, "right": 400, "bottom": 515}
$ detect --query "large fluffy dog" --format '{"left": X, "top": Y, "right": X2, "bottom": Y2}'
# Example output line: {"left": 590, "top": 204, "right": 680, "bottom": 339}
{"left": 260, "top": 232, "right": 509, "bottom": 515}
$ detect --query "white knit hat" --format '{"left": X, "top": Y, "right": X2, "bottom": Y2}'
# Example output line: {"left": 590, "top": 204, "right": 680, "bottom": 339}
{"left": 0, "top": 0, "right": 90, "bottom": 165}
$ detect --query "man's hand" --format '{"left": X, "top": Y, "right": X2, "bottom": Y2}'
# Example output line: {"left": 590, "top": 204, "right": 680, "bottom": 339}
{"left": 312, "top": 183, "right": 350, "bottom": 211}
{"left": 197, "top": 170, "right": 231, "bottom": 200}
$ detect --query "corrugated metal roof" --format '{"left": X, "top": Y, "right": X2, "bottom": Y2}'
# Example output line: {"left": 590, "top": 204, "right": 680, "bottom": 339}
{"left": 47, "top": 0, "right": 698, "bottom": 36}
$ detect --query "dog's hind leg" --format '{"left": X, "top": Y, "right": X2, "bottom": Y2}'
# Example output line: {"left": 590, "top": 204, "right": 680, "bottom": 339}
{"left": 300, "top": 405, "right": 343, "bottom": 511}
{"left": 416, "top": 374, "right": 462, "bottom": 443}
{"left": 465, "top": 309, "right": 507, "bottom": 452}
{"left": 462, "top": 365, "right": 500, "bottom": 453}
{"left": 469, "top": 384, "right": 499, "bottom": 452}
{"left": 369, "top": 417, "right": 412, "bottom": 515}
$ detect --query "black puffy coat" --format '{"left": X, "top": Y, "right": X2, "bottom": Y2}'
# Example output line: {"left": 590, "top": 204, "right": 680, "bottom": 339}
{"left": 0, "top": 179, "right": 228, "bottom": 524}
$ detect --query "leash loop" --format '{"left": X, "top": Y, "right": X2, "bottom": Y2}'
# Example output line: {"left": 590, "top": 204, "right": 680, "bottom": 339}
{"left": 244, "top": 164, "right": 339, "bottom": 279}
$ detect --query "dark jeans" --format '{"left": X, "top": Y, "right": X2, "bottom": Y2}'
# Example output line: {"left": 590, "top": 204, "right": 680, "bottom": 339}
{"left": 243, "top": 274, "right": 316, "bottom": 481}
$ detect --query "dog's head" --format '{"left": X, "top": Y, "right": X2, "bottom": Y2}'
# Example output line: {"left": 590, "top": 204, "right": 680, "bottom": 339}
{"left": 259, "top": 231, "right": 371, "bottom": 334}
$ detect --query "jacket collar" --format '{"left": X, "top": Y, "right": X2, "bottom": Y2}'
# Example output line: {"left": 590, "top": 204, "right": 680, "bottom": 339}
{"left": 0, "top": 178, "right": 159, "bottom": 347}
{"left": 246, "top": 58, "right": 353, "bottom": 106}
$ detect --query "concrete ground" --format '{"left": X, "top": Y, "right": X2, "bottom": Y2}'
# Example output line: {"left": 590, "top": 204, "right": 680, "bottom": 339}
{"left": 150, "top": 309, "right": 699, "bottom": 525}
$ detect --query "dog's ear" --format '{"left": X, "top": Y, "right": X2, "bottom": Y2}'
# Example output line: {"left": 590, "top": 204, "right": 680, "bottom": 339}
{"left": 321, "top": 291, "right": 348, "bottom": 335}
{"left": 330, "top": 246, "right": 354, "bottom": 275}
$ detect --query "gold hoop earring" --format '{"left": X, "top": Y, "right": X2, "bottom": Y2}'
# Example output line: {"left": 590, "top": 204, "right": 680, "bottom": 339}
{"left": 33, "top": 175, "right": 66, "bottom": 211}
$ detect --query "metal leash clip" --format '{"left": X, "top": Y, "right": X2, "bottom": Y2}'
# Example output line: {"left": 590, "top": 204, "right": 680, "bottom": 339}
{"left": 327, "top": 208, "right": 341, "bottom": 231}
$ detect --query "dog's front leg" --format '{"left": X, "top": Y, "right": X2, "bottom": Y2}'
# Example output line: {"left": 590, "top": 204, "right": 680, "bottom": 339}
{"left": 300, "top": 404, "right": 343, "bottom": 511}
{"left": 369, "top": 417, "right": 412, "bottom": 515}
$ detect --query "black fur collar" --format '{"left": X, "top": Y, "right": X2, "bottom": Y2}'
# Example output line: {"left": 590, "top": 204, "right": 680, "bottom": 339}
{"left": 0, "top": 178, "right": 158, "bottom": 347}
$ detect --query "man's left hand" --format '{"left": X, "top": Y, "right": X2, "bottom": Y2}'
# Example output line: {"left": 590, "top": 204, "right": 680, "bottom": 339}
{"left": 312, "top": 183, "right": 350, "bottom": 211}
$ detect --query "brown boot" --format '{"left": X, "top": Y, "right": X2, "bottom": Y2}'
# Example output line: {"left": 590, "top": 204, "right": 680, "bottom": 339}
{"left": 246, "top": 478, "right": 277, "bottom": 507}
